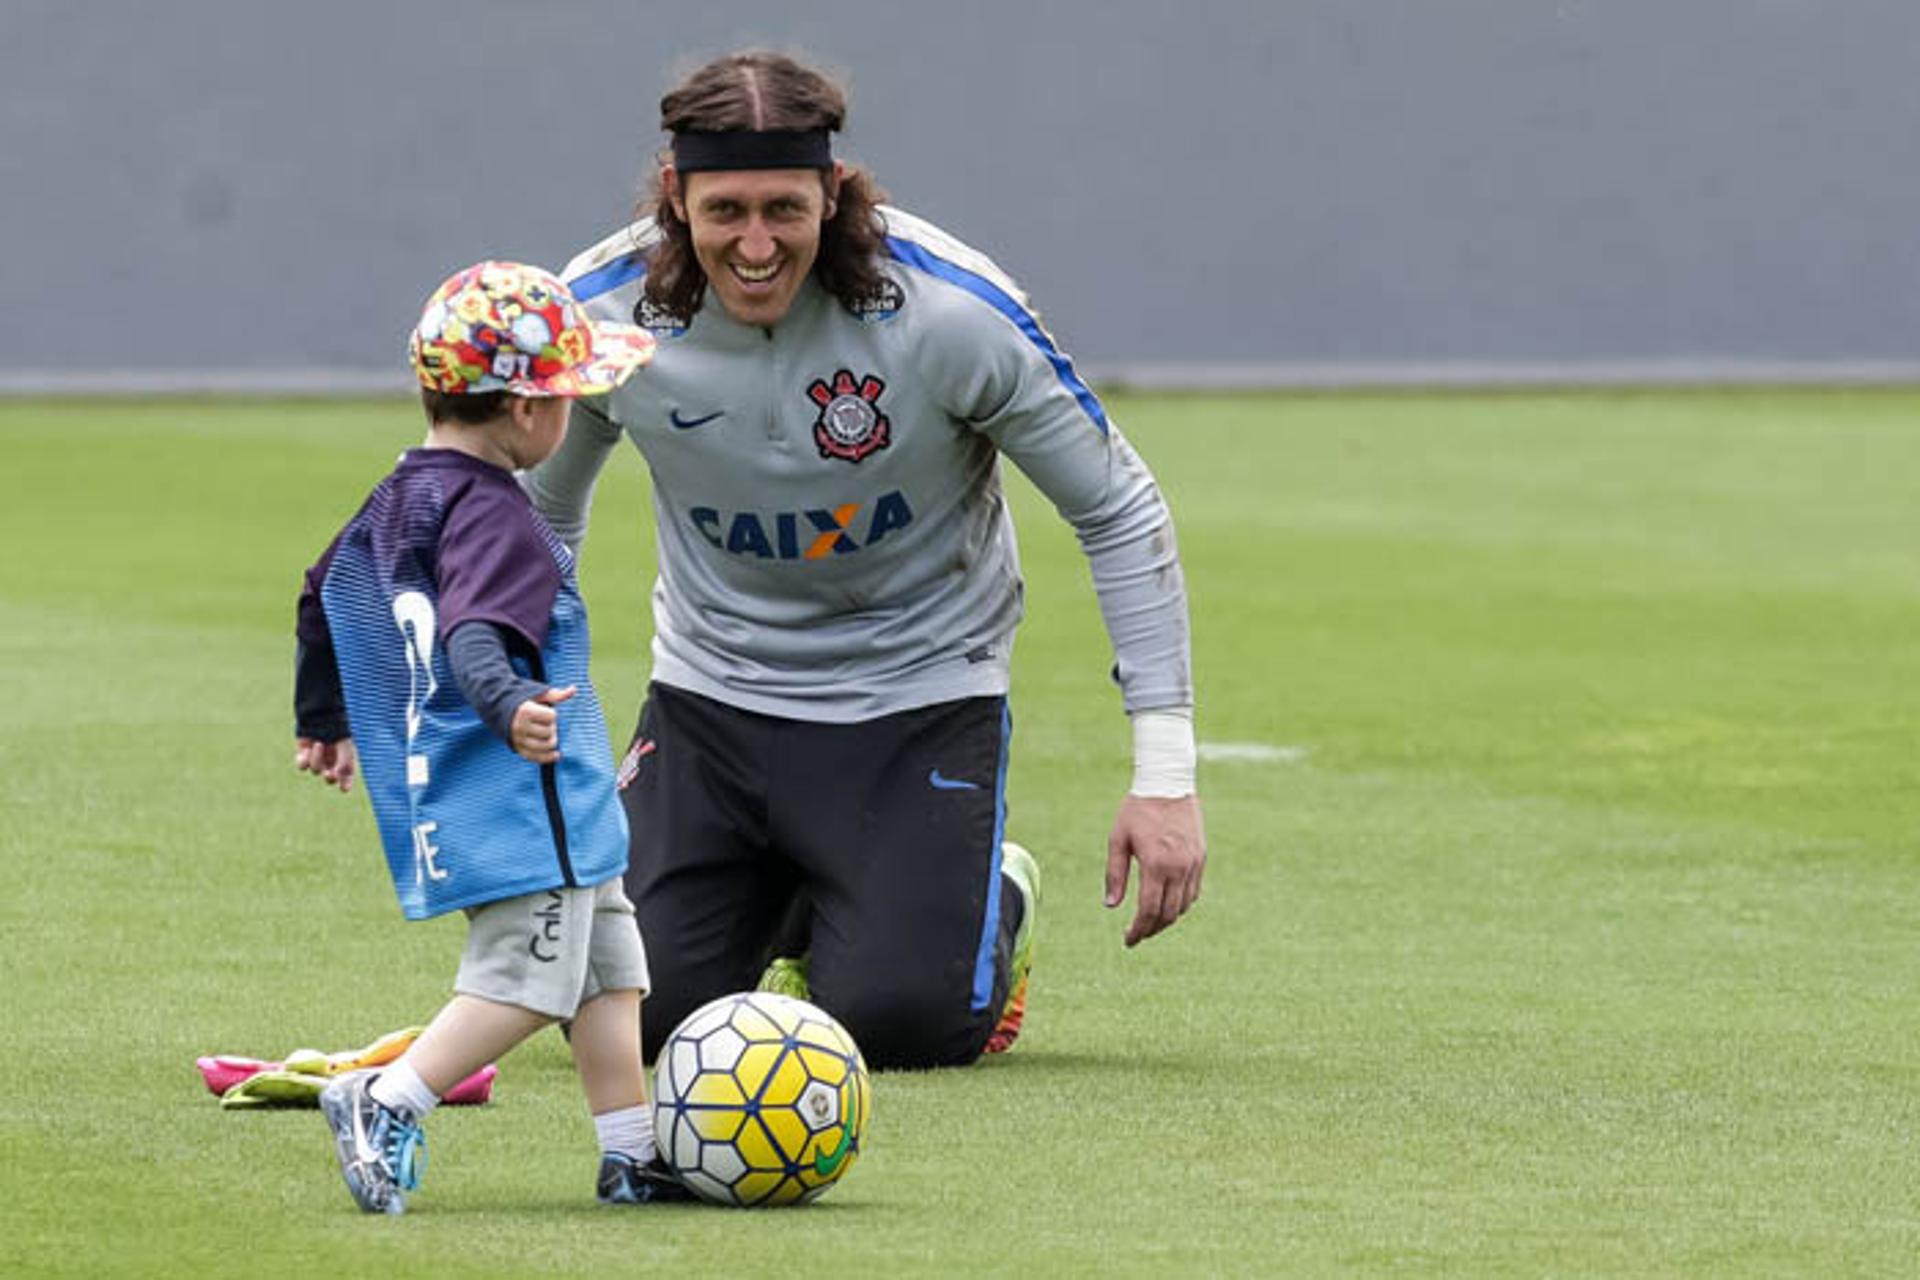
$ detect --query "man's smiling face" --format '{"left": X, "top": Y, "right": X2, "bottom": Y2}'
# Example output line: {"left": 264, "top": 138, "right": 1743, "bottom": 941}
{"left": 670, "top": 165, "right": 841, "bottom": 327}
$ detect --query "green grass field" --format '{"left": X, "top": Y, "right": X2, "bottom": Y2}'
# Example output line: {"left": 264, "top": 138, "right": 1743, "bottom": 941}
{"left": 5, "top": 389, "right": 1919, "bottom": 1276}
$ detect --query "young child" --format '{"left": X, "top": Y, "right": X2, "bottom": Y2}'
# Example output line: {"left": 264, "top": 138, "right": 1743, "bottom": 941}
{"left": 293, "top": 261, "right": 686, "bottom": 1213}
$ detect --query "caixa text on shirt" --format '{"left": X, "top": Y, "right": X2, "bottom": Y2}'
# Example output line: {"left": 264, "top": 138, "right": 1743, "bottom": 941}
{"left": 689, "top": 490, "right": 913, "bottom": 560}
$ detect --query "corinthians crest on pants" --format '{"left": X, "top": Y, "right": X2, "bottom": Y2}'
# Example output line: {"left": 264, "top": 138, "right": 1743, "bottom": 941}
{"left": 806, "top": 369, "right": 891, "bottom": 463}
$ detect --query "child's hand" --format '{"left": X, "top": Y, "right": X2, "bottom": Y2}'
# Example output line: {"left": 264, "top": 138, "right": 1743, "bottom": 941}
{"left": 295, "top": 737, "right": 357, "bottom": 793}
{"left": 511, "top": 686, "right": 576, "bottom": 763}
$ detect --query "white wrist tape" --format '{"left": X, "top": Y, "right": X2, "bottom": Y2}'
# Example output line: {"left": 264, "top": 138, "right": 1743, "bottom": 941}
{"left": 1130, "top": 707, "right": 1197, "bottom": 798}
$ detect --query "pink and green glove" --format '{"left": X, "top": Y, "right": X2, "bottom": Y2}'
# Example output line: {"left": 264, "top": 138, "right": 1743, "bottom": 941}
{"left": 197, "top": 1027, "right": 496, "bottom": 1108}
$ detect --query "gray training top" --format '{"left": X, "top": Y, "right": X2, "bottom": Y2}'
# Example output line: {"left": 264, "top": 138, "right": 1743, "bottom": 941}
{"left": 525, "top": 205, "right": 1191, "bottom": 724}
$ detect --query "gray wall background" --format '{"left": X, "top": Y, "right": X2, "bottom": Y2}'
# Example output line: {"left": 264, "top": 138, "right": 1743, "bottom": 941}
{"left": 6, "top": 0, "right": 1919, "bottom": 389}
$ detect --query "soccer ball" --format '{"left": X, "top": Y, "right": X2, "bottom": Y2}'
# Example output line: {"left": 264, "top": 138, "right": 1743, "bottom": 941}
{"left": 652, "top": 991, "right": 872, "bottom": 1206}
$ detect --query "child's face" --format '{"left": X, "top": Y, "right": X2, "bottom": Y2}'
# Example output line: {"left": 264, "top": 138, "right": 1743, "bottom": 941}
{"left": 515, "top": 396, "right": 571, "bottom": 468}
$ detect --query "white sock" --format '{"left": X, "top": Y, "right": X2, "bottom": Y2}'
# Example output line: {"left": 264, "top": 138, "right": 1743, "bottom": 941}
{"left": 369, "top": 1061, "right": 441, "bottom": 1121}
{"left": 594, "top": 1104, "right": 656, "bottom": 1164}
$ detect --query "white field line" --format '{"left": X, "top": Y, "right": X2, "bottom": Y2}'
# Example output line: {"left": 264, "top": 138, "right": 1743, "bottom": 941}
{"left": 1198, "top": 741, "right": 1311, "bottom": 764}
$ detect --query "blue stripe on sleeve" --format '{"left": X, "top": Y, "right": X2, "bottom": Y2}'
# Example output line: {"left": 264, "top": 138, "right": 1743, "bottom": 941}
{"left": 883, "top": 235, "right": 1109, "bottom": 435}
{"left": 566, "top": 253, "right": 647, "bottom": 303}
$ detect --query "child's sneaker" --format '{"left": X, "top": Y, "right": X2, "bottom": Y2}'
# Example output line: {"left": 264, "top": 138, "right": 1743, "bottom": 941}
{"left": 596, "top": 1153, "right": 694, "bottom": 1204}
{"left": 320, "top": 1072, "right": 427, "bottom": 1215}
{"left": 984, "top": 841, "right": 1040, "bottom": 1054}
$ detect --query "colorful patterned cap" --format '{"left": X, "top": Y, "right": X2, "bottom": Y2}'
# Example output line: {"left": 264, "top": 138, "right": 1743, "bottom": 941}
{"left": 408, "top": 261, "right": 654, "bottom": 397}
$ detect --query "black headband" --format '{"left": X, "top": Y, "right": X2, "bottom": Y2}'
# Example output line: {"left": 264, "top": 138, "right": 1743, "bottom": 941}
{"left": 671, "top": 128, "right": 834, "bottom": 173}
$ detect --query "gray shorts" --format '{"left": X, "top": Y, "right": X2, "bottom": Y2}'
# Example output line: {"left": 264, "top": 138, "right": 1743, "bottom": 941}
{"left": 454, "top": 878, "right": 650, "bottom": 1020}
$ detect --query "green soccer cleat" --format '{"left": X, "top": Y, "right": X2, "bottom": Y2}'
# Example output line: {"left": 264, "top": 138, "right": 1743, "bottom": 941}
{"left": 756, "top": 954, "right": 812, "bottom": 1002}
{"left": 985, "top": 841, "right": 1040, "bottom": 1054}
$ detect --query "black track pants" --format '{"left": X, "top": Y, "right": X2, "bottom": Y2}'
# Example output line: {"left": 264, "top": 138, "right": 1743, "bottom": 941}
{"left": 617, "top": 683, "right": 1020, "bottom": 1068}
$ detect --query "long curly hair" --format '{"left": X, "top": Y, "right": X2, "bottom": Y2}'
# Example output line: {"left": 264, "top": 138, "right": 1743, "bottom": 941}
{"left": 640, "top": 51, "right": 890, "bottom": 319}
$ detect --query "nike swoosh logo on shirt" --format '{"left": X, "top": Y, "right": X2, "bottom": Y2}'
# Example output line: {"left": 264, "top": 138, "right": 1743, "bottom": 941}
{"left": 669, "top": 409, "right": 725, "bottom": 430}
{"left": 928, "top": 768, "right": 980, "bottom": 791}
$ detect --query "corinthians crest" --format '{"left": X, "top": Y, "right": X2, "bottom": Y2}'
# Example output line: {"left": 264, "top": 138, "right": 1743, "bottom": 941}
{"left": 806, "top": 369, "right": 892, "bottom": 463}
